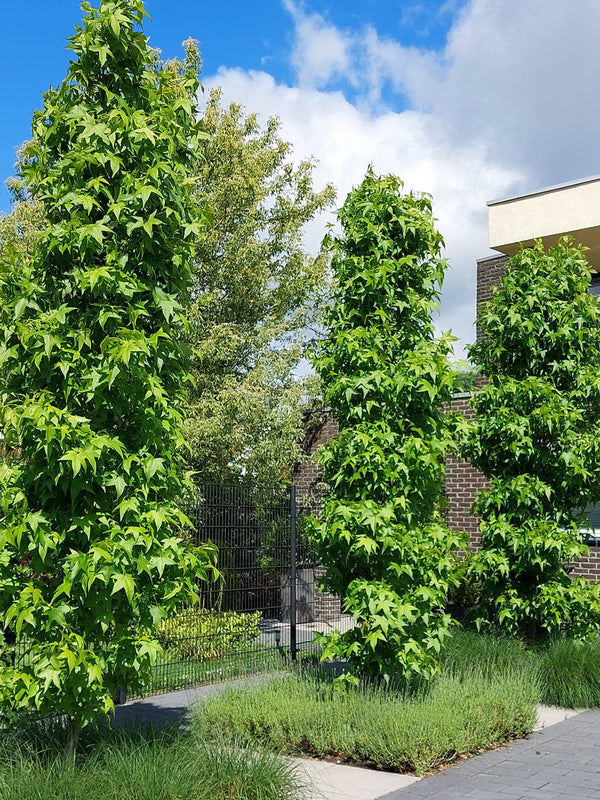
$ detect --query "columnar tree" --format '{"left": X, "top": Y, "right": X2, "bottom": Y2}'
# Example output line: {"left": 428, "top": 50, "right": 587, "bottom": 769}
{"left": 0, "top": 0, "right": 216, "bottom": 752}
{"left": 466, "top": 239, "right": 600, "bottom": 639}
{"left": 184, "top": 90, "right": 334, "bottom": 484}
{"left": 311, "top": 172, "right": 465, "bottom": 682}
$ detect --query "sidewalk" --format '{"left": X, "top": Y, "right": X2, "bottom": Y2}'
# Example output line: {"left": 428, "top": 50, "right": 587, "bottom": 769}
{"left": 378, "top": 709, "right": 600, "bottom": 800}
{"left": 114, "top": 685, "right": 600, "bottom": 800}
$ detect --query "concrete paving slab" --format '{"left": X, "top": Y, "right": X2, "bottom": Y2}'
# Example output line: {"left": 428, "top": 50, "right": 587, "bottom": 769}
{"left": 535, "top": 705, "right": 584, "bottom": 731}
{"left": 292, "top": 757, "right": 419, "bottom": 800}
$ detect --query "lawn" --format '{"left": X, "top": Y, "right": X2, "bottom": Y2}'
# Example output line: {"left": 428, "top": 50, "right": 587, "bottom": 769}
{"left": 140, "top": 645, "right": 288, "bottom": 695}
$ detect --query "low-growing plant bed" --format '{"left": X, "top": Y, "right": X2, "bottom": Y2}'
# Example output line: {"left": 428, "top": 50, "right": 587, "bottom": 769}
{"left": 192, "top": 662, "right": 539, "bottom": 776}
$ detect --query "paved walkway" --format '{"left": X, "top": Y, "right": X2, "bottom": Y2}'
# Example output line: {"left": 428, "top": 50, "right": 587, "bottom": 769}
{"left": 379, "top": 709, "right": 600, "bottom": 800}
{"left": 114, "top": 686, "right": 600, "bottom": 800}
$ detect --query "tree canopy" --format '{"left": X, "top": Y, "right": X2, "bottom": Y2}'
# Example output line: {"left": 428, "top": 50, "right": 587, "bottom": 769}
{"left": 183, "top": 89, "right": 334, "bottom": 485}
{"left": 1, "top": 84, "right": 335, "bottom": 488}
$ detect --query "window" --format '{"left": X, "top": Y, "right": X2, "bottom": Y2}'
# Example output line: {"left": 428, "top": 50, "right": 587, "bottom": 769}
{"left": 589, "top": 272, "right": 600, "bottom": 296}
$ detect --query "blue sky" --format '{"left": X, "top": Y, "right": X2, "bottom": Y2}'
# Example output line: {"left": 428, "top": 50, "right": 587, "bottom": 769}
{"left": 0, "top": 1, "right": 464, "bottom": 212}
{"left": 2, "top": 0, "right": 600, "bottom": 352}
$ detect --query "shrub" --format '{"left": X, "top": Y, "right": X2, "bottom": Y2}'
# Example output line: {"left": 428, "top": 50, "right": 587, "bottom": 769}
{"left": 446, "top": 551, "right": 482, "bottom": 613}
{"left": 157, "top": 609, "right": 261, "bottom": 662}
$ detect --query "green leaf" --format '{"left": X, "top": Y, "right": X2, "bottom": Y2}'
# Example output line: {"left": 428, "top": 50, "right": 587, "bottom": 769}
{"left": 112, "top": 574, "right": 135, "bottom": 603}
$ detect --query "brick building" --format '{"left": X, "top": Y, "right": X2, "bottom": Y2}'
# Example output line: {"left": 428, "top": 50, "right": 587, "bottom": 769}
{"left": 299, "top": 175, "right": 600, "bottom": 582}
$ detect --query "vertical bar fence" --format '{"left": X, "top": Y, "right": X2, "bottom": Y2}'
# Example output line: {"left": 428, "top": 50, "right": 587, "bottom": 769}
{"left": 139, "top": 483, "right": 348, "bottom": 697}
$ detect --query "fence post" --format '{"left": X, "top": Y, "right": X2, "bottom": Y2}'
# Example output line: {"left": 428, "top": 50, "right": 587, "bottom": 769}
{"left": 290, "top": 483, "right": 297, "bottom": 661}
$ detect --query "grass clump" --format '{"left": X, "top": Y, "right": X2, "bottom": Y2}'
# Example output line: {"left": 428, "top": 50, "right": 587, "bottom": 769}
{"left": 192, "top": 662, "right": 539, "bottom": 776}
{"left": 444, "top": 629, "right": 600, "bottom": 709}
{"left": 440, "top": 629, "right": 536, "bottom": 678}
{"left": 538, "top": 637, "right": 600, "bottom": 708}
{"left": 0, "top": 722, "right": 306, "bottom": 800}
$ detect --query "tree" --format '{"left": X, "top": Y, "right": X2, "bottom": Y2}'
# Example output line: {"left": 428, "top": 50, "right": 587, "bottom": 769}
{"left": 466, "top": 239, "right": 600, "bottom": 639}
{"left": 0, "top": 0, "right": 216, "bottom": 754}
{"left": 184, "top": 90, "right": 335, "bottom": 485}
{"left": 310, "top": 172, "right": 465, "bottom": 683}
{"left": 450, "top": 359, "right": 478, "bottom": 393}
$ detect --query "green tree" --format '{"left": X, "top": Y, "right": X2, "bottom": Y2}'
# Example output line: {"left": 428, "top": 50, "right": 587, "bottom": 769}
{"left": 0, "top": 180, "right": 45, "bottom": 271}
{"left": 466, "top": 239, "right": 600, "bottom": 639}
{"left": 184, "top": 90, "right": 335, "bottom": 485}
{"left": 310, "top": 172, "right": 465, "bottom": 682}
{"left": 450, "top": 359, "right": 478, "bottom": 393}
{"left": 0, "top": 0, "right": 216, "bottom": 754}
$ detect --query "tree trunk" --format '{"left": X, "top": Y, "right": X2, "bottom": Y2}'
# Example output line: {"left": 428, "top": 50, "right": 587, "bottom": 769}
{"left": 65, "top": 716, "right": 81, "bottom": 761}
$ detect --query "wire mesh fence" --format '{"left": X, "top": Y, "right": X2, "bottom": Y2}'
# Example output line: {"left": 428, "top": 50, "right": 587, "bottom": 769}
{"left": 140, "top": 483, "right": 350, "bottom": 696}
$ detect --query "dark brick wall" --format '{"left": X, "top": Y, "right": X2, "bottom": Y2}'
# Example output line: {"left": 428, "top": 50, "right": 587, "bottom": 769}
{"left": 476, "top": 253, "right": 509, "bottom": 338}
{"left": 295, "top": 411, "right": 338, "bottom": 493}
{"left": 445, "top": 395, "right": 487, "bottom": 549}
{"left": 295, "top": 412, "right": 341, "bottom": 620}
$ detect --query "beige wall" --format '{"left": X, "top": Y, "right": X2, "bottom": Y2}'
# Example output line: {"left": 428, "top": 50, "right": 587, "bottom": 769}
{"left": 489, "top": 176, "right": 600, "bottom": 268}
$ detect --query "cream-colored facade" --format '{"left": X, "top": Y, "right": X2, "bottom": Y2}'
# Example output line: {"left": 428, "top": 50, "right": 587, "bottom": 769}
{"left": 488, "top": 174, "right": 600, "bottom": 270}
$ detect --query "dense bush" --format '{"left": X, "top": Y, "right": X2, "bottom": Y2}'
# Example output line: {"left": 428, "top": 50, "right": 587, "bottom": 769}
{"left": 158, "top": 610, "right": 261, "bottom": 662}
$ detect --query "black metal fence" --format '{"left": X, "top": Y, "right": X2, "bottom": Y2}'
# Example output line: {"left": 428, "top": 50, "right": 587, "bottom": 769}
{"left": 141, "top": 483, "right": 348, "bottom": 696}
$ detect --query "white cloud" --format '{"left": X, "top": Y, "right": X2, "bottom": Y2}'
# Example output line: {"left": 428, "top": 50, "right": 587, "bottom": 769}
{"left": 282, "top": 0, "right": 353, "bottom": 89}
{"left": 435, "top": 0, "right": 600, "bottom": 186}
{"left": 204, "top": 0, "right": 600, "bottom": 356}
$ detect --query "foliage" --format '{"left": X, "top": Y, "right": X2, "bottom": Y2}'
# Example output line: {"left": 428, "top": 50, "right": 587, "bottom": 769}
{"left": 446, "top": 551, "right": 482, "bottom": 611}
{"left": 193, "top": 666, "right": 539, "bottom": 775}
{"left": 0, "top": 724, "right": 304, "bottom": 800}
{"left": 450, "top": 359, "right": 477, "bottom": 393}
{"left": 157, "top": 609, "right": 261, "bottom": 662}
{"left": 309, "top": 172, "right": 466, "bottom": 682}
{"left": 0, "top": 83, "right": 334, "bottom": 488}
{"left": 184, "top": 89, "right": 335, "bottom": 484}
{"left": 0, "top": 0, "right": 217, "bottom": 751}
{"left": 0, "top": 180, "right": 45, "bottom": 272}
{"left": 466, "top": 239, "right": 600, "bottom": 639}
